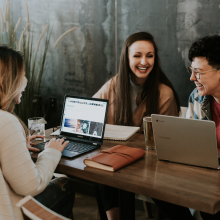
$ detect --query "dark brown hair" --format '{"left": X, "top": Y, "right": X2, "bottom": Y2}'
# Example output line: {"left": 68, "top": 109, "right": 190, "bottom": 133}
{"left": 114, "top": 32, "right": 180, "bottom": 125}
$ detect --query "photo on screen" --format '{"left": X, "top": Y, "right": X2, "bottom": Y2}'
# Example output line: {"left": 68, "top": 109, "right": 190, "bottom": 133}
{"left": 89, "top": 122, "right": 103, "bottom": 136}
{"left": 64, "top": 119, "right": 77, "bottom": 129}
{"left": 76, "top": 119, "right": 90, "bottom": 134}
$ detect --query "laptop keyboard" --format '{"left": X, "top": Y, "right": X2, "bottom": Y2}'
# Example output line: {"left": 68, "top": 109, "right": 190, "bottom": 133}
{"left": 64, "top": 141, "right": 97, "bottom": 154}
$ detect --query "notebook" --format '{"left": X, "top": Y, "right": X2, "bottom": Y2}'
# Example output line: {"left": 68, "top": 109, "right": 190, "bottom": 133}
{"left": 151, "top": 114, "right": 220, "bottom": 169}
{"left": 84, "top": 145, "right": 145, "bottom": 171}
{"left": 34, "top": 95, "right": 108, "bottom": 158}
{"left": 103, "top": 124, "right": 140, "bottom": 140}
{"left": 50, "top": 124, "right": 140, "bottom": 141}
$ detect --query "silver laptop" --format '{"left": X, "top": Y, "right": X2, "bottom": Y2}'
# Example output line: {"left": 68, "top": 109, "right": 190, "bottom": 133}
{"left": 151, "top": 114, "right": 220, "bottom": 169}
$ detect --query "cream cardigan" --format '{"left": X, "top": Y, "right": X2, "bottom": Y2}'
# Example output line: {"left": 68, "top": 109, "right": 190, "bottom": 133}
{"left": 0, "top": 110, "right": 61, "bottom": 220}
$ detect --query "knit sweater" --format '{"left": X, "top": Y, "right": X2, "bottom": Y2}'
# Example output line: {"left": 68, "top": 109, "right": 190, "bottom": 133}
{"left": 0, "top": 110, "right": 61, "bottom": 220}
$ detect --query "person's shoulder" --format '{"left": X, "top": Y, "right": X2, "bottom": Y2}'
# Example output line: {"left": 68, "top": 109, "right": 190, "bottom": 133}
{"left": 0, "top": 110, "right": 19, "bottom": 122}
{"left": 0, "top": 110, "right": 20, "bottom": 128}
{"left": 159, "top": 83, "right": 174, "bottom": 99}
{"left": 101, "top": 75, "right": 117, "bottom": 91}
{"left": 93, "top": 75, "right": 117, "bottom": 98}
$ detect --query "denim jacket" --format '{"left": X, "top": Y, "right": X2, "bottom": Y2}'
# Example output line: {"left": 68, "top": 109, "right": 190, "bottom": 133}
{"left": 185, "top": 88, "right": 212, "bottom": 120}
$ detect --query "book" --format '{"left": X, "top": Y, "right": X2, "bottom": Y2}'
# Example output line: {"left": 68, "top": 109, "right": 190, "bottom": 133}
{"left": 50, "top": 124, "right": 140, "bottom": 141}
{"left": 83, "top": 145, "right": 146, "bottom": 172}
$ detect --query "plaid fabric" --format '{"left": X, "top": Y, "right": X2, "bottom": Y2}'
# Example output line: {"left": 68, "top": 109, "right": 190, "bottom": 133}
{"left": 185, "top": 88, "right": 212, "bottom": 120}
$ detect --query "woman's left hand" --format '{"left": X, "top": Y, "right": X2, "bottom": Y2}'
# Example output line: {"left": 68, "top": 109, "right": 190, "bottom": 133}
{"left": 26, "top": 135, "right": 45, "bottom": 152}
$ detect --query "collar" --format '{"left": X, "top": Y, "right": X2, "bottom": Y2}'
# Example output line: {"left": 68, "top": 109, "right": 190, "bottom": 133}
{"left": 129, "top": 74, "right": 144, "bottom": 91}
{"left": 194, "top": 94, "right": 211, "bottom": 120}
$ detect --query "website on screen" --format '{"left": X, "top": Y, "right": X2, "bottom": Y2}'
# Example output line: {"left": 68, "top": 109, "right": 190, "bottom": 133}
{"left": 61, "top": 97, "right": 107, "bottom": 138}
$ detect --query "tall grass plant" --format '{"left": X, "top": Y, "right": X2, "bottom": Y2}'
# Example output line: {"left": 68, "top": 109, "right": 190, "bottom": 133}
{"left": 0, "top": 0, "right": 76, "bottom": 124}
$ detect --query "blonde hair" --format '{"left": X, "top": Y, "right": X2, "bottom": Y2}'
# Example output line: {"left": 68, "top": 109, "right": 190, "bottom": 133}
{"left": 0, "top": 45, "right": 28, "bottom": 136}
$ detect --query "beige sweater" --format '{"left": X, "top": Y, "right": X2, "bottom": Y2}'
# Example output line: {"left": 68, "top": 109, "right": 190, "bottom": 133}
{"left": 93, "top": 75, "right": 179, "bottom": 131}
{"left": 0, "top": 110, "right": 61, "bottom": 220}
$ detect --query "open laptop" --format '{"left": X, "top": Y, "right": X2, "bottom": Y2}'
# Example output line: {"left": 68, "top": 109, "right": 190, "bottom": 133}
{"left": 151, "top": 114, "right": 220, "bottom": 169}
{"left": 35, "top": 95, "right": 109, "bottom": 158}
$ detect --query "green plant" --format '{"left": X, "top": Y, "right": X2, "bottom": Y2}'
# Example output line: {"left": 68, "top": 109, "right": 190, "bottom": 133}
{"left": 0, "top": 0, "right": 76, "bottom": 124}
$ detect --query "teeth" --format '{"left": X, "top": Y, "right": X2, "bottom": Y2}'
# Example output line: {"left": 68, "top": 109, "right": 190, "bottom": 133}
{"left": 138, "top": 67, "right": 147, "bottom": 70}
{"left": 195, "top": 84, "right": 203, "bottom": 87}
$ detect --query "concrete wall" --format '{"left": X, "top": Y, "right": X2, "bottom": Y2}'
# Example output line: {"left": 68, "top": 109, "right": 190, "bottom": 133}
{"left": 2, "top": 0, "right": 220, "bottom": 114}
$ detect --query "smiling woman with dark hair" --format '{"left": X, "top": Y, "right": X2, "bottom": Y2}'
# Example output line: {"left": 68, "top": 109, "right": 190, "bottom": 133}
{"left": 153, "top": 35, "right": 220, "bottom": 220}
{"left": 93, "top": 31, "right": 180, "bottom": 220}
{"left": 94, "top": 31, "right": 180, "bottom": 129}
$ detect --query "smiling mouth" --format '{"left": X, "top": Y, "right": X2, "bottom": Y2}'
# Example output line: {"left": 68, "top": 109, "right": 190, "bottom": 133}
{"left": 195, "top": 83, "right": 204, "bottom": 88}
{"left": 137, "top": 66, "right": 149, "bottom": 72}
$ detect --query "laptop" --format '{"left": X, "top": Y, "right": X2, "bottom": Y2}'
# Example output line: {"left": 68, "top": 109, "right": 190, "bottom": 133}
{"left": 151, "top": 114, "right": 220, "bottom": 169}
{"left": 34, "top": 95, "right": 109, "bottom": 158}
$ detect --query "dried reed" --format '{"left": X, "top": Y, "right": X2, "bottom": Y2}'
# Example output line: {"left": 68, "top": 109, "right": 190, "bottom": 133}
{"left": 18, "top": 30, "right": 23, "bottom": 51}
{"left": 25, "top": 2, "right": 30, "bottom": 32}
{"left": 13, "top": 17, "right": 21, "bottom": 35}
{"left": 0, "top": 0, "right": 76, "bottom": 124}
{"left": 3, "top": 0, "right": 8, "bottom": 21}
{"left": 25, "top": 31, "right": 30, "bottom": 54}
{"left": 0, "top": 8, "right": 4, "bottom": 32}
{"left": 36, "top": 24, "right": 48, "bottom": 52}
{"left": 54, "top": 27, "right": 77, "bottom": 48}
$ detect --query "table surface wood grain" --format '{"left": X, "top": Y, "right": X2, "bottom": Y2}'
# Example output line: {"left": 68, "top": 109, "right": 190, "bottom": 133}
{"left": 31, "top": 128, "right": 220, "bottom": 214}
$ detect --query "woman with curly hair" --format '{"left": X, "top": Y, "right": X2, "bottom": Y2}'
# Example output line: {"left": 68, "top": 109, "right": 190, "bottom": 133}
{"left": 93, "top": 31, "right": 180, "bottom": 220}
{"left": 0, "top": 46, "right": 75, "bottom": 219}
{"left": 153, "top": 35, "right": 220, "bottom": 220}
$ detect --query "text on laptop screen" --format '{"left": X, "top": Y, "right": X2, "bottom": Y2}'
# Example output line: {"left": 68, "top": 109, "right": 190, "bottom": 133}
{"left": 61, "top": 97, "right": 107, "bottom": 138}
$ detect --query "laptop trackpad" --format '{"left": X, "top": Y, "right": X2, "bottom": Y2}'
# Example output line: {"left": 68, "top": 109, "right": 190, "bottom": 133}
{"left": 62, "top": 150, "right": 79, "bottom": 157}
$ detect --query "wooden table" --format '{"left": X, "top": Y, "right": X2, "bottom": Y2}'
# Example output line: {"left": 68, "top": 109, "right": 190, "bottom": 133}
{"left": 32, "top": 128, "right": 220, "bottom": 218}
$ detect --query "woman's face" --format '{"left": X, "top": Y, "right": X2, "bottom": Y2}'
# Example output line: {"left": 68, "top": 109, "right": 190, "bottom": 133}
{"left": 190, "top": 57, "right": 220, "bottom": 98}
{"left": 128, "top": 40, "right": 155, "bottom": 86}
{"left": 15, "top": 71, "right": 28, "bottom": 104}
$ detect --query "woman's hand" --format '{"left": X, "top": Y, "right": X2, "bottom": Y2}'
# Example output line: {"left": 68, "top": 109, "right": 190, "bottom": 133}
{"left": 45, "top": 138, "right": 69, "bottom": 153}
{"left": 26, "top": 135, "right": 45, "bottom": 152}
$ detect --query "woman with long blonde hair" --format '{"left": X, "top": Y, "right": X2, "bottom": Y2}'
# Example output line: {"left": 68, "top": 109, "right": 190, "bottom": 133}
{"left": 0, "top": 45, "right": 75, "bottom": 219}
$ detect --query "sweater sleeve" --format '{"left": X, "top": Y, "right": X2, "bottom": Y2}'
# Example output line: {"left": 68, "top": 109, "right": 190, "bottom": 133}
{"left": 0, "top": 115, "right": 61, "bottom": 197}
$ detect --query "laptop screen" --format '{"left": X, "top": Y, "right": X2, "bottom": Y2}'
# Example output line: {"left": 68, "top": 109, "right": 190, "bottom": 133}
{"left": 60, "top": 96, "right": 108, "bottom": 142}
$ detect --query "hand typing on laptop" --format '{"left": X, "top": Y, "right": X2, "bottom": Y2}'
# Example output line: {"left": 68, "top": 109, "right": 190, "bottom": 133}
{"left": 45, "top": 138, "right": 69, "bottom": 152}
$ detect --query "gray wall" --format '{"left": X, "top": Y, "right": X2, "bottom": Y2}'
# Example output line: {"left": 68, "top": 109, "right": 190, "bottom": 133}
{"left": 3, "top": 0, "right": 220, "bottom": 113}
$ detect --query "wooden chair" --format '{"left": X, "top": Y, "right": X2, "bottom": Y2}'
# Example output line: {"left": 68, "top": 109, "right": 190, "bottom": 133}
{"left": 17, "top": 195, "right": 71, "bottom": 220}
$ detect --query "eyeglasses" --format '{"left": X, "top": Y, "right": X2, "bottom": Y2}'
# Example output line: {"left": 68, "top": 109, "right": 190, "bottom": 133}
{"left": 188, "top": 67, "right": 220, "bottom": 79}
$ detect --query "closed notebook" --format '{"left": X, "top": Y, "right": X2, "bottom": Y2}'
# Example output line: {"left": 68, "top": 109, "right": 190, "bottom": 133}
{"left": 83, "top": 145, "right": 146, "bottom": 172}
{"left": 103, "top": 124, "right": 140, "bottom": 141}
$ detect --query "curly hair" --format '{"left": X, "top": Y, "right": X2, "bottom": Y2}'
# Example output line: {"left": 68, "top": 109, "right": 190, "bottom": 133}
{"left": 188, "top": 35, "right": 220, "bottom": 68}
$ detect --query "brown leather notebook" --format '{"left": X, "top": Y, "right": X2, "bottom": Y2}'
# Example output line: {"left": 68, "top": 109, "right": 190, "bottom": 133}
{"left": 83, "top": 145, "right": 146, "bottom": 172}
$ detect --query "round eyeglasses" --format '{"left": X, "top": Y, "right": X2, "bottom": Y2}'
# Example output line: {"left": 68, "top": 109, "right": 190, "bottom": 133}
{"left": 188, "top": 67, "right": 220, "bottom": 79}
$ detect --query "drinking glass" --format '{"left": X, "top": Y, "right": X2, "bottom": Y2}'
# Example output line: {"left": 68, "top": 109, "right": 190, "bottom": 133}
{"left": 28, "top": 117, "right": 46, "bottom": 140}
{"left": 143, "top": 116, "right": 155, "bottom": 150}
